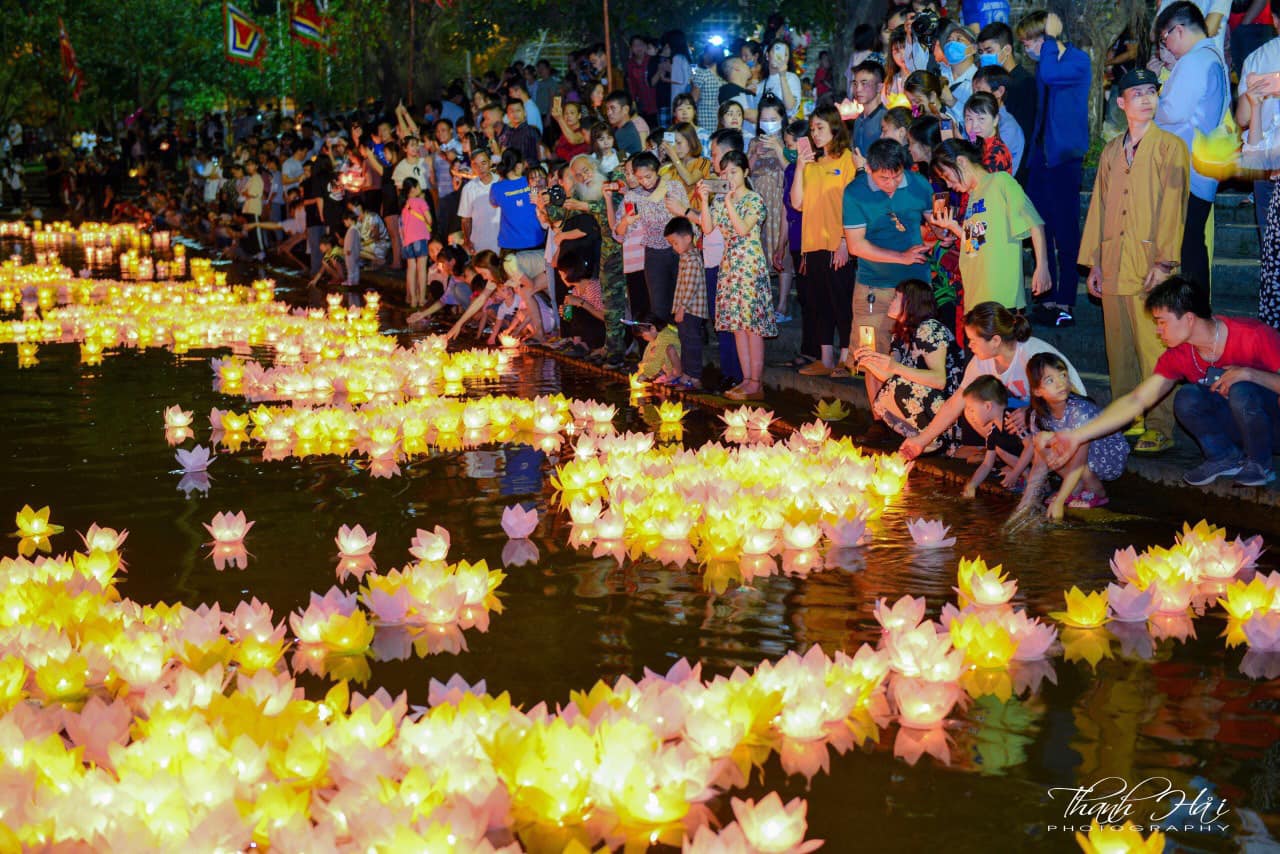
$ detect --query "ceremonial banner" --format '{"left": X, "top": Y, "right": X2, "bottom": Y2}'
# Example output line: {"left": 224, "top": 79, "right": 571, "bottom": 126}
{"left": 290, "top": 0, "right": 335, "bottom": 54}
{"left": 224, "top": 3, "right": 266, "bottom": 66}
{"left": 58, "top": 18, "right": 84, "bottom": 101}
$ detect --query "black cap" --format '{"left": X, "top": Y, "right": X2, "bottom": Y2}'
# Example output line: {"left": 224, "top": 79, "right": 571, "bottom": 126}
{"left": 1117, "top": 68, "right": 1160, "bottom": 94}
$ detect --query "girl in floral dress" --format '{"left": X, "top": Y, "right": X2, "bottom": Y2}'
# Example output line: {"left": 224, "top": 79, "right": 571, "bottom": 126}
{"left": 697, "top": 149, "right": 777, "bottom": 400}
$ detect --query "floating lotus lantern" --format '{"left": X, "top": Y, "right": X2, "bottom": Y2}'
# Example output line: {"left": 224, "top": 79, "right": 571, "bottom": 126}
{"left": 814, "top": 399, "right": 850, "bottom": 422}
{"left": 12, "top": 504, "right": 64, "bottom": 556}
{"left": 501, "top": 504, "right": 538, "bottom": 540}
{"left": 1075, "top": 819, "right": 1165, "bottom": 854}
{"left": 948, "top": 615, "right": 1017, "bottom": 669}
{"left": 729, "top": 793, "right": 823, "bottom": 854}
{"left": 163, "top": 404, "right": 192, "bottom": 430}
{"left": 955, "top": 557, "right": 1017, "bottom": 607}
{"left": 891, "top": 676, "right": 962, "bottom": 728}
{"left": 1243, "top": 612, "right": 1280, "bottom": 651}
{"left": 907, "top": 518, "right": 956, "bottom": 549}
{"left": 874, "top": 595, "right": 926, "bottom": 634}
{"left": 1051, "top": 587, "right": 1109, "bottom": 628}
{"left": 203, "top": 511, "right": 254, "bottom": 545}
{"left": 175, "top": 445, "right": 214, "bottom": 474}
{"left": 1219, "top": 577, "right": 1277, "bottom": 622}
{"left": 1105, "top": 582, "right": 1157, "bottom": 622}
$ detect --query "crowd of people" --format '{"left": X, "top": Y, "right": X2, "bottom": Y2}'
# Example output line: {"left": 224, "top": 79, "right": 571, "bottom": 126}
{"left": 15, "top": 0, "right": 1280, "bottom": 506}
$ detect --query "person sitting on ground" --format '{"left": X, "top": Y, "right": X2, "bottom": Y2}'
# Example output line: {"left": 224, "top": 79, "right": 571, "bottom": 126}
{"left": 901, "top": 301, "right": 1085, "bottom": 460}
{"left": 349, "top": 199, "right": 390, "bottom": 268}
{"left": 1025, "top": 352, "right": 1131, "bottom": 517}
{"left": 960, "top": 375, "right": 1029, "bottom": 497}
{"left": 445, "top": 250, "right": 555, "bottom": 343}
{"left": 408, "top": 245, "right": 472, "bottom": 326}
{"left": 632, "top": 313, "right": 682, "bottom": 382}
{"left": 308, "top": 233, "right": 344, "bottom": 288}
{"left": 245, "top": 188, "right": 308, "bottom": 267}
{"left": 854, "top": 278, "right": 964, "bottom": 452}
{"left": 554, "top": 249, "right": 607, "bottom": 358}
{"left": 1039, "top": 276, "right": 1280, "bottom": 488}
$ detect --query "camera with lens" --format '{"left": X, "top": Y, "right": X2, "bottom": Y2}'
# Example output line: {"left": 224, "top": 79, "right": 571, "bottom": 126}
{"left": 911, "top": 10, "right": 944, "bottom": 48}
{"left": 547, "top": 185, "right": 567, "bottom": 206}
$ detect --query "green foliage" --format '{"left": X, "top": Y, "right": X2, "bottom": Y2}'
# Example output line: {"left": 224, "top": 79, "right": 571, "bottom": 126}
{"left": 0, "top": 0, "right": 842, "bottom": 125}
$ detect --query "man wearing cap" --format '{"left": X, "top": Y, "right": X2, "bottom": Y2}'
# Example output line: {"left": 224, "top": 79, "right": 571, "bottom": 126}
{"left": 1079, "top": 68, "right": 1190, "bottom": 454}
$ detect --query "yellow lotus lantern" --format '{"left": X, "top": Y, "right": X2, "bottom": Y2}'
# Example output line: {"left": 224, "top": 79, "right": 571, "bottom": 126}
{"left": 12, "top": 504, "right": 63, "bottom": 556}
{"left": 948, "top": 615, "right": 1017, "bottom": 669}
{"left": 1075, "top": 818, "right": 1166, "bottom": 854}
{"left": 1219, "top": 577, "right": 1277, "bottom": 622}
{"left": 1051, "top": 587, "right": 1109, "bottom": 628}
{"left": 955, "top": 557, "right": 1016, "bottom": 607}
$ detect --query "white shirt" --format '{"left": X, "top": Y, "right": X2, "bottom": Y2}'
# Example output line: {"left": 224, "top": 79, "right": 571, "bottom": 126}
{"left": 1240, "top": 36, "right": 1280, "bottom": 171}
{"left": 947, "top": 65, "right": 978, "bottom": 125}
{"left": 1156, "top": 0, "right": 1232, "bottom": 55}
{"left": 458, "top": 174, "right": 502, "bottom": 254}
{"left": 960, "top": 338, "right": 1085, "bottom": 404}
{"left": 392, "top": 157, "right": 429, "bottom": 192}
{"left": 757, "top": 71, "right": 803, "bottom": 118}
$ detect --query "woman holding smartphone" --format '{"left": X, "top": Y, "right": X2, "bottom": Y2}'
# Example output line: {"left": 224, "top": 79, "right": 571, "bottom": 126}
{"left": 789, "top": 105, "right": 858, "bottom": 377}
{"left": 698, "top": 150, "right": 776, "bottom": 400}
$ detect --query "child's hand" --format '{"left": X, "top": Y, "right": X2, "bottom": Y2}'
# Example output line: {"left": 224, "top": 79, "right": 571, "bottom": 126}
{"left": 1000, "top": 468, "right": 1021, "bottom": 490}
{"left": 1046, "top": 499, "right": 1065, "bottom": 521}
{"left": 1004, "top": 408, "right": 1028, "bottom": 436}
{"left": 961, "top": 483, "right": 977, "bottom": 499}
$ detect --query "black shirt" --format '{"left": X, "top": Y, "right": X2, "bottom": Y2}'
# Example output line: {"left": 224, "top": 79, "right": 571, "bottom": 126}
{"left": 560, "top": 212, "right": 601, "bottom": 278}
{"left": 1005, "top": 65, "right": 1038, "bottom": 154}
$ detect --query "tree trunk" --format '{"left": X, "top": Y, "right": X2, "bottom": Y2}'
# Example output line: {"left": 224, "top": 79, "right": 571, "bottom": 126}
{"left": 832, "top": 0, "right": 888, "bottom": 99}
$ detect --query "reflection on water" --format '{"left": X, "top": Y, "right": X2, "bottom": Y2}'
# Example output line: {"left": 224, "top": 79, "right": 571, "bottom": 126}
{"left": 1, "top": 342, "right": 1278, "bottom": 850}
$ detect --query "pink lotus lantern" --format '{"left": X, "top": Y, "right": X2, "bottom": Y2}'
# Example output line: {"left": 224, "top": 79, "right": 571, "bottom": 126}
{"left": 906, "top": 518, "right": 956, "bottom": 549}
{"left": 891, "top": 676, "right": 962, "bottom": 728}
{"left": 203, "top": 511, "right": 254, "bottom": 544}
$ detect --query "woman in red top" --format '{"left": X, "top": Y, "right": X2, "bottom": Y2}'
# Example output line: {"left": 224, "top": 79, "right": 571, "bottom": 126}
{"left": 963, "top": 92, "right": 1012, "bottom": 175}
{"left": 552, "top": 100, "right": 592, "bottom": 162}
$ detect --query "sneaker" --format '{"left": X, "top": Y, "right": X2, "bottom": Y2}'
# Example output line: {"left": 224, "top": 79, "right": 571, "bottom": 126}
{"left": 1054, "top": 310, "right": 1075, "bottom": 327}
{"left": 1183, "top": 456, "right": 1244, "bottom": 486}
{"left": 1029, "top": 304, "right": 1059, "bottom": 325}
{"left": 775, "top": 312, "right": 792, "bottom": 323}
{"left": 1234, "top": 460, "right": 1276, "bottom": 487}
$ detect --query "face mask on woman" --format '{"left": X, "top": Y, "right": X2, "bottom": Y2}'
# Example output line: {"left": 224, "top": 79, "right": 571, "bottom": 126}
{"left": 784, "top": 149, "right": 798, "bottom": 163}
{"left": 759, "top": 120, "right": 783, "bottom": 135}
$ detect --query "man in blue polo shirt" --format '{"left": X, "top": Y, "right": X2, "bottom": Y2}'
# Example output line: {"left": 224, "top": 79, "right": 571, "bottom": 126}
{"left": 842, "top": 138, "right": 933, "bottom": 401}
{"left": 489, "top": 150, "right": 548, "bottom": 291}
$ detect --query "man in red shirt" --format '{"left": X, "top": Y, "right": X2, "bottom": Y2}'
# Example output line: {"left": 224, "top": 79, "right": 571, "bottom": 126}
{"left": 1039, "top": 277, "right": 1280, "bottom": 487}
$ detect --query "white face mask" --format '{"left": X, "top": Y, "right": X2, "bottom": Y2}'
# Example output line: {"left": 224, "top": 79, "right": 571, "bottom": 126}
{"left": 759, "top": 120, "right": 783, "bottom": 135}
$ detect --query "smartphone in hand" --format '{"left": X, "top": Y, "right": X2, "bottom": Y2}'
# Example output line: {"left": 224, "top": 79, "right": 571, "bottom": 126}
{"left": 703, "top": 178, "right": 731, "bottom": 195}
{"left": 796, "top": 136, "right": 814, "bottom": 161}
{"left": 859, "top": 325, "right": 876, "bottom": 350}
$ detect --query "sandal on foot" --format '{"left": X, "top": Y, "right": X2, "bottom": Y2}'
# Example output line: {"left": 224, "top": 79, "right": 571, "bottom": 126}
{"left": 1067, "top": 491, "right": 1110, "bottom": 509}
{"left": 1133, "top": 429, "right": 1173, "bottom": 454}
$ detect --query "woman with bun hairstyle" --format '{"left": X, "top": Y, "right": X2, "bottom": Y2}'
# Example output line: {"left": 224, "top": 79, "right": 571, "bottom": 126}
{"left": 900, "top": 300, "right": 1085, "bottom": 459}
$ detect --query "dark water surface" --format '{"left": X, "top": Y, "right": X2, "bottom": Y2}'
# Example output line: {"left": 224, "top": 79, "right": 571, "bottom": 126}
{"left": 2, "top": 308, "right": 1279, "bottom": 850}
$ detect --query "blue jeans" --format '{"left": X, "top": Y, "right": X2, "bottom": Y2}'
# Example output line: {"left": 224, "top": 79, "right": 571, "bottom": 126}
{"left": 1174, "top": 381, "right": 1280, "bottom": 466}
{"left": 705, "top": 267, "right": 742, "bottom": 383}
{"left": 677, "top": 313, "right": 705, "bottom": 380}
{"left": 307, "top": 224, "right": 325, "bottom": 276}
